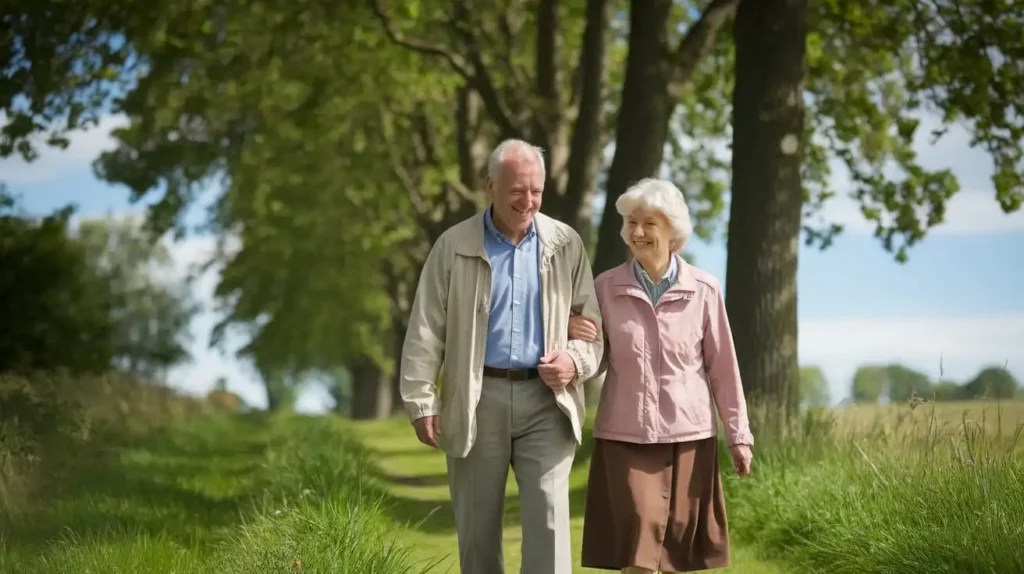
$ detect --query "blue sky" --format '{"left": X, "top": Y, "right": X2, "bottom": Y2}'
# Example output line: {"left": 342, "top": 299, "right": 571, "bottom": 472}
{"left": 3, "top": 114, "right": 1022, "bottom": 411}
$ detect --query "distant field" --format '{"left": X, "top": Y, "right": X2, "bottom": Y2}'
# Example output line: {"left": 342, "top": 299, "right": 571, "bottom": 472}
{"left": 833, "top": 399, "right": 1024, "bottom": 440}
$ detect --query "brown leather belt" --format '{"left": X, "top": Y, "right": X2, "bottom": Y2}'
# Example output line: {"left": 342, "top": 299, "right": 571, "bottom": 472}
{"left": 482, "top": 366, "right": 539, "bottom": 381}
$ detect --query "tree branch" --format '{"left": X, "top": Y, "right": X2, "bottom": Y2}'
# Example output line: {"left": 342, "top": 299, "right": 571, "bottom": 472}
{"left": 451, "top": 0, "right": 523, "bottom": 139}
{"left": 376, "top": 104, "right": 431, "bottom": 218}
{"left": 498, "top": 3, "right": 530, "bottom": 91}
{"left": 668, "top": 0, "right": 740, "bottom": 96}
{"left": 370, "top": 0, "right": 472, "bottom": 77}
{"left": 562, "top": 0, "right": 610, "bottom": 227}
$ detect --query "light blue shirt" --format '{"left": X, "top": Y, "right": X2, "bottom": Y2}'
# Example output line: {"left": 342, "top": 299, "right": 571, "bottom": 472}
{"left": 483, "top": 206, "right": 545, "bottom": 369}
{"left": 633, "top": 256, "right": 679, "bottom": 305}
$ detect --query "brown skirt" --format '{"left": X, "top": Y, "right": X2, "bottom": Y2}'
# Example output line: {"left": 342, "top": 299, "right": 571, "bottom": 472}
{"left": 580, "top": 437, "right": 730, "bottom": 572}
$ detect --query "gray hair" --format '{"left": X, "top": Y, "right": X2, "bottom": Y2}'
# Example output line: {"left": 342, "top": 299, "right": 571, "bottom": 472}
{"left": 487, "top": 139, "right": 546, "bottom": 182}
{"left": 615, "top": 178, "right": 693, "bottom": 254}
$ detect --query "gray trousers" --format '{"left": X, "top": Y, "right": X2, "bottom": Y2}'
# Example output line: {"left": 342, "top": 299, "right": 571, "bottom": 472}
{"left": 446, "top": 376, "right": 576, "bottom": 574}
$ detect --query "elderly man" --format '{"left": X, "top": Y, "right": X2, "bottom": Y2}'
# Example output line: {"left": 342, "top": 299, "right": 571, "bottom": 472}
{"left": 399, "top": 138, "right": 604, "bottom": 574}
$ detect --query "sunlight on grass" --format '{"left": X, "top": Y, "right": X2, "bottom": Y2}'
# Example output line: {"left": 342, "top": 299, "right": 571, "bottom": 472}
{"left": 0, "top": 414, "right": 428, "bottom": 574}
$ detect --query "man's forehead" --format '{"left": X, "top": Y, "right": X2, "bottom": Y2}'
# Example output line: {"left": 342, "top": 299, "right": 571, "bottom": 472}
{"left": 499, "top": 155, "right": 541, "bottom": 174}
{"left": 496, "top": 160, "right": 543, "bottom": 185}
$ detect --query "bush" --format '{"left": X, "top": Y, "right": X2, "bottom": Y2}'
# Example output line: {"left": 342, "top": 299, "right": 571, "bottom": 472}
{"left": 0, "top": 206, "right": 115, "bottom": 375}
{"left": 0, "top": 372, "right": 87, "bottom": 513}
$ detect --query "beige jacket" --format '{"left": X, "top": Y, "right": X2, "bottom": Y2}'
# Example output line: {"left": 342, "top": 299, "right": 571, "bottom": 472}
{"left": 399, "top": 211, "right": 604, "bottom": 458}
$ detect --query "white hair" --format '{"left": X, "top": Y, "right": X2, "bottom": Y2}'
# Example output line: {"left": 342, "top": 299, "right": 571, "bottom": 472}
{"left": 487, "top": 139, "right": 546, "bottom": 182}
{"left": 615, "top": 178, "right": 693, "bottom": 254}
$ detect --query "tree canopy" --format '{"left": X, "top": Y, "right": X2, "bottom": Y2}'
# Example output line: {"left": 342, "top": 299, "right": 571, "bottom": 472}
{"left": 2, "top": 0, "right": 1020, "bottom": 414}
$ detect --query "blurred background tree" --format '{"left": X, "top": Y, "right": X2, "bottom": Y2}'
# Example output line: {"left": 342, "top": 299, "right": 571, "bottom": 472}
{"left": 76, "top": 216, "right": 199, "bottom": 383}
{"left": 0, "top": 189, "right": 197, "bottom": 382}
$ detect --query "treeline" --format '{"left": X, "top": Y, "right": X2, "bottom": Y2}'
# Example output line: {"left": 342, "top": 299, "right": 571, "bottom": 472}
{"left": 0, "top": 189, "right": 197, "bottom": 380}
{"left": 799, "top": 363, "right": 1021, "bottom": 407}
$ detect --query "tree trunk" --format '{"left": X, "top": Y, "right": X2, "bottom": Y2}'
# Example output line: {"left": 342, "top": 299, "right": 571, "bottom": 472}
{"left": 265, "top": 386, "right": 286, "bottom": 412}
{"left": 390, "top": 316, "right": 408, "bottom": 416}
{"left": 530, "top": 0, "right": 570, "bottom": 200}
{"left": 591, "top": 0, "right": 739, "bottom": 276}
{"left": 556, "top": 0, "right": 610, "bottom": 244}
{"left": 727, "top": 0, "right": 808, "bottom": 435}
{"left": 456, "top": 86, "right": 488, "bottom": 197}
{"left": 592, "top": 0, "right": 676, "bottom": 276}
{"left": 350, "top": 355, "right": 392, "bottom": 420}
{"left": 263, "top": 372, "right": 294, "bottom": 412}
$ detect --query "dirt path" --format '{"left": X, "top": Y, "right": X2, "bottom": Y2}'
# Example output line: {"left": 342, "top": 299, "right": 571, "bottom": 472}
{"left": 351, "top": 418, "right": 781, "bottom": 574}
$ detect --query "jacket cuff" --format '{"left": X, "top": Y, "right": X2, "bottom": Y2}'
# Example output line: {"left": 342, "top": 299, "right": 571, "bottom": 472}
{"left": 727, "top": 429, "right": 755, "bottom": 447}
{"left": 565, "top": 347, "right": 585, "bottom": 386}
{"left": 406, "top": 400, "right": 440, "bottom": 423}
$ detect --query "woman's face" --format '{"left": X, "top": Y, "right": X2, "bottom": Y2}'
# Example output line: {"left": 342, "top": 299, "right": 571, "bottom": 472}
{"left": 625, "top": 207, "right": 673, "bottom": 263}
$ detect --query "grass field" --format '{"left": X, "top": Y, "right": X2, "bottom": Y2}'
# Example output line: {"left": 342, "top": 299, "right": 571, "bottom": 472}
{"left": 1, "top": 399, "right": 1021, "bottom": 573}
{"left": 833, "top": 398, "right": 1024, "bottom": 438}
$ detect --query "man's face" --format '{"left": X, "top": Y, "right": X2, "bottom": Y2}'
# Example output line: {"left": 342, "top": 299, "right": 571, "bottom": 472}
{"left": 488, "top": 156, "right": 544, "bottom": 237}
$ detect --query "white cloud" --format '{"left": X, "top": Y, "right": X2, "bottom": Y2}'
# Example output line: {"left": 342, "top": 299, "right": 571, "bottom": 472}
{"left": 800, "top": 313, "right": 1024, "bottom": 403}
{"left": 0, "top": 114, "right": 129, "bottom": 184}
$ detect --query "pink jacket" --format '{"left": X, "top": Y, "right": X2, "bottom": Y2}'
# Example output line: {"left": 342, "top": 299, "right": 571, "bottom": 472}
{"left": 592, "top": 257, "right": 754, "bottom": 447}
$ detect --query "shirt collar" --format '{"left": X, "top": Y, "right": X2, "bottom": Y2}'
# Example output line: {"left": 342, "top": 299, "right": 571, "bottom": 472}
{"left": 633, "top": 255, "right": 678, "bottom": 286}
{"left": 484, "top": 204, "right": 535, "bottom": 245}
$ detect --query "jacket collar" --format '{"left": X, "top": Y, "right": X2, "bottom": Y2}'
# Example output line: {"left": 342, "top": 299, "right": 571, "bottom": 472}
{"left": 453, "top": 208, "right": 568, "bottom": 260}
{"left": 611, "top": 254, "right": 697, "bottom": 300}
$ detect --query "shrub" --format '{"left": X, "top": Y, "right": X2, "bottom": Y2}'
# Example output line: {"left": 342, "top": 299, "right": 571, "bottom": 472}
{"left": 0, "top": 372, "right": 87, "bottom": 513}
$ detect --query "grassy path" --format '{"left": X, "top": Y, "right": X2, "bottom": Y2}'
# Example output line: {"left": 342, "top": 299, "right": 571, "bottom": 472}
{"left": 350, "top": 417, "right": 782, "bottom": 574}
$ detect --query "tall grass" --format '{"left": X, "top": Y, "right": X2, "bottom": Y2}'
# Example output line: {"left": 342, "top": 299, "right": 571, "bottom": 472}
{"left": 0, "top": 399, "right": 433, "bottom": 573}
{"left": 210, "top": 415, "right": 443, "bottom": 574}
{"left": 724, "top": 400, "right": 1024, "bottom": 573}
{"left": 5, "top": 368, "right": 1021, "bottom": 573}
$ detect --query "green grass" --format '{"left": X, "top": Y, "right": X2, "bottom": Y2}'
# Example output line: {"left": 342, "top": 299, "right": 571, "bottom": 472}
{"left": 724, "top": 401, "right": 1024, "bottom": 573}
{"left": 0, "top": 413, "right": 432, "bottom": 573}
{"left": 2, "top": 399, "right": 1021, "bottom": 574}
{"left": 349, "top": 416, "right": 781, "bottom": 574}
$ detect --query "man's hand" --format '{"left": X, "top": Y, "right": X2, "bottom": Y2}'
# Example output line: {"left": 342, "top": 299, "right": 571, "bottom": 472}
{"left": 567, "top": 313, "right": 598, "bottom": 342}
{"left": 538, "top": 350, "right": 577, "bottom": 391}
{"left": 730, "top": 444, "right": 753, "bottom": 476}
{"left": 413, "top": 415, "right": 442, "bottom": 449}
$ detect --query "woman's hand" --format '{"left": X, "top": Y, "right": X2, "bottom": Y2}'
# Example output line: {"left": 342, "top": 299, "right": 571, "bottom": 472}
{"left": 729, "top": 444, "right": 753, "bottom": 476}
{"left": 568, "top": 313, "right": 599, "bottom": 342}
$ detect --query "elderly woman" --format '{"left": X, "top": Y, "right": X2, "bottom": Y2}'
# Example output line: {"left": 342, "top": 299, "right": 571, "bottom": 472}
{"left": 572, "top": 178, "right": 754, "bottom": 574}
